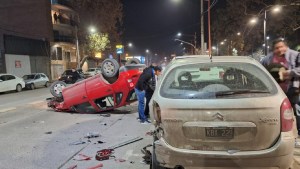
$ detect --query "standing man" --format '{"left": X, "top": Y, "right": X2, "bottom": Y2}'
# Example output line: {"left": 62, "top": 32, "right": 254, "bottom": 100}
{"left": 144, "top": 65, "right": 162, "bottom": 118}
{"left": 70, "top": 68, "right": 81, "bottom": 84}
{"left": 53, "top": 12, "right": 58, "bottom": 24}
{"left": 135, "top": 65, "right": 162, "bottom": 124}
{"left": 261, "top": 38, "right": 300, "bottom": 138}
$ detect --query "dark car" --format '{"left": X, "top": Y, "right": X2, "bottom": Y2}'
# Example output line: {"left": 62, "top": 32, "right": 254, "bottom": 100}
{"left": 58, "top": 69, "right": 84, "bottom": 84}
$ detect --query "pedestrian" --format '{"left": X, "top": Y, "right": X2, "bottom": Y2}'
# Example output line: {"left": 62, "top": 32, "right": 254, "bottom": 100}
{"left": 70, "top": 68, "right": 81, "bottom": 84}
{"left": 57, "top": 13, "right": 62, "bottom": 23}
{"left": 53, "top": 12, "right": 58, "bottom": 24}
{"left": 260, "top": 38, "right": 300, "bottom": 143}
{"left": 144, "top": 65, "right": 162, "bottom": 118}
{"left": 135, "top": 65, "right": 162, "bottom": 124}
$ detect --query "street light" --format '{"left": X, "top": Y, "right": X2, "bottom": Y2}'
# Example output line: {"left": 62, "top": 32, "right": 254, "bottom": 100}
{"left": 89, "top": 26, "right": 96, "bottom": 34}
{"left": 128, "top": 43, "right": 133, "bottom": 47}
{"left": 177, "top": 32, "right": 182, "bottom": 37}
{"left": 174, "top": 38, "right": 196, "bottom": 54}
{"left": 250, "top": 18, "right": 258, "bottom": 24}
{"left": 145, "top": 49, "right": 150, "bottom": 66}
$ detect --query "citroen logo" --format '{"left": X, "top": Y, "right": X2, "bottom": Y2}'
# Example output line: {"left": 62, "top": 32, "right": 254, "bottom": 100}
{"left": 213, "top": 112, "right": 224, "bottom": 121}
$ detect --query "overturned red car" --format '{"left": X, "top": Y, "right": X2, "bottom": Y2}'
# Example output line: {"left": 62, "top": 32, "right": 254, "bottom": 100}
{"left": 47, "top": 59, "right": 146, "bottom": 113}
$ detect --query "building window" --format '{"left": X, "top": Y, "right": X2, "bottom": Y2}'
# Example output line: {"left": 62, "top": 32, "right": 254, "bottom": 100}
{"left": 65, "top": 51, "right": 71, "bottom": 62}
{"left": 57, "top": 47, "right": 62, "bottom": 60}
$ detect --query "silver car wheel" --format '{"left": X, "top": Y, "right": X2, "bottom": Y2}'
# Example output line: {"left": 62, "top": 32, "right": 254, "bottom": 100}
{"left": 50, "top": 81, "right": 67, "bottom": 98}
{"left": 101, "top": 59, "right": 119, "bottom": 78}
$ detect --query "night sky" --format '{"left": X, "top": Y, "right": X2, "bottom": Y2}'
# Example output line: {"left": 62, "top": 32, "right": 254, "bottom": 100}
{"left": 122, "top": 0, "right": 224, "bottom": 58}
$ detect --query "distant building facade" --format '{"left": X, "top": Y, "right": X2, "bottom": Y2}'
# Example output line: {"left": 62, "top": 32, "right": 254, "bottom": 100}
{"left": 0, "top": 0, "right": 53, "bottom": 78}
{"left": 50, "top": 0, "right": 80, "bottom": 80}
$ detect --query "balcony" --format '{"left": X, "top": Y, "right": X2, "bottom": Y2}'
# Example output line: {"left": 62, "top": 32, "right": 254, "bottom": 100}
{"left": 54, "top": 35, "right": 75, "bottom": 44}
{"left": 53, "top": 17, "right": 78, "bottom": 28}
{"left": 50, "top": 0, "right": 72, "bottom": 9}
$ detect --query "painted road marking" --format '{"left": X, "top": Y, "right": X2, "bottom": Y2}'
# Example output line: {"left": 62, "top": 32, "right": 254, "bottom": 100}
{"left": 0, "top": 107, "right": 16, "bottom": 113}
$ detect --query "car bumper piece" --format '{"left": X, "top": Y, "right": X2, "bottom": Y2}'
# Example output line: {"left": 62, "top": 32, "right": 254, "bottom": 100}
{"left": 154, "top": 132, "right": 294, "bottom": 169}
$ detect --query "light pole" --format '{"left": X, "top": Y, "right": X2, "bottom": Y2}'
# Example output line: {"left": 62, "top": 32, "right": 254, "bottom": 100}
{"left": 75, "top": 26, "right": 80, "bottom": 69}
{"left": 145, "top": 49, "right": 149, "bottom": 66}
{"left": 262, "top": 6, "right": 281, "bottom": 55}
{"left": 263, "top": 9, "right": 267, "bottom": 56}
{"left": 174, "top": 38, "right": 196, "bottom": 54}
{"left": 176, "top": 32, "right": 197, "bottom": 54}
{"left": 249, "top": 6, "right": 281, "bottom": 56}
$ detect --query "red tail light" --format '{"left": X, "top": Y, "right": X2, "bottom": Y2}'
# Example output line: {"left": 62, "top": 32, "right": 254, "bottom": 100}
{"left": 127, "top": 79, "right": 134, "bottom": 88}
{"left": 280, "top": 98, "right": 294, "bottom": 132}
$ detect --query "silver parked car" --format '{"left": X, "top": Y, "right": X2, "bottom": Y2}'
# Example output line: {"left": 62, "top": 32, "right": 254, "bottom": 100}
{"left": 150, "top": 55, "right": 294, "bottom": 169}
{"left": 22, "top": 73, "right": 50, "bottom": 90}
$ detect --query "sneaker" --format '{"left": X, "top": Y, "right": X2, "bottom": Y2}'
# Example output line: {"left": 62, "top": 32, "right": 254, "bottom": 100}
{"left": 145, "top": 120, "right": 151, "bottom": 123}
{"left": 140, "top": 121, "right": 150, "bottom": 124}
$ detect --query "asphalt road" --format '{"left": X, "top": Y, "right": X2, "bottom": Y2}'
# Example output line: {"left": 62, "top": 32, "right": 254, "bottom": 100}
{"left": 0, "top": 87, "right": 152, "bottom": 169}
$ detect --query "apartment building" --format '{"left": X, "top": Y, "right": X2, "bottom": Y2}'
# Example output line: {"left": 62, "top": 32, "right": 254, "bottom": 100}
{"left": 50, "top": 0, "right": 80, "bottom": 80}
{"left": 0, "top": 0, "right": 53, "bottom": 78}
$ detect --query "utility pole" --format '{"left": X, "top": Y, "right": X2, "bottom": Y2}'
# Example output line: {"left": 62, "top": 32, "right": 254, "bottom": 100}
{"left": 200, "top": 0, "right": 205, "bottom": 54}
{"left": 194, "top": 32, "right": 197, "bottom": 54}
{"left": 75, "top": 26, "right": 81, "bottom": 69}
{"left": 208, "top": 0, "right": 211, "bottom": 56}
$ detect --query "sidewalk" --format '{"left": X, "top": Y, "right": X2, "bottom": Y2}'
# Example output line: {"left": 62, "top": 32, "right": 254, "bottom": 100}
{"left": 294, "top": 138, "right": 300, "bottom": 168}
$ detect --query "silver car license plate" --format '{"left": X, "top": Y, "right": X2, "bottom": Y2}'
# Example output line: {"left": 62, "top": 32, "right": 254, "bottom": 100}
{"left": 205, "top": 127, "right": 234, "bottom": 139}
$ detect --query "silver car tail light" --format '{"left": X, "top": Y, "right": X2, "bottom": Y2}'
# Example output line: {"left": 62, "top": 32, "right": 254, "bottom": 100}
{"left": 281, "top": 98, "right": 293, "bottom": 132}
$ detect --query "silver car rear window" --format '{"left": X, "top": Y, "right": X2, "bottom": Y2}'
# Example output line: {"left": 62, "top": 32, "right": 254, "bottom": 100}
{"left": 160, "top": 62, "right": 278, "bottom": 99}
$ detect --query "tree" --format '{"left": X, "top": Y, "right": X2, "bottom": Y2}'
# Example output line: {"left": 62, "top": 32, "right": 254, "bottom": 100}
{"left": 71, "top": 0, "right": 123, "bottom": 57}
{"left": 86, "top": 33, "right": 110, "bottom": 56}
{"left": 212, "top": 0, "right": 300, "bottom": 55}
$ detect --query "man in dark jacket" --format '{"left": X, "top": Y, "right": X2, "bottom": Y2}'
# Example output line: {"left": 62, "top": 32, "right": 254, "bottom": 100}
{"left": 135, "top": 65, "right": 162, "bottom": 124}
{"left": 261, "top": 38, "right": 300, "bottom": 141}
{"left": 70, "top": 68, "right": 81, "bottom": 83}
{"left": 144, "top": 65, "right": 162, "bottom": 118}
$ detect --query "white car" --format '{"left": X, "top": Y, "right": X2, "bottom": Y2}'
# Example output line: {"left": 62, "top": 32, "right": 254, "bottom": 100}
{"left": 0, "top": 74, "right": 25, "bottom": 93}
{"left": 22, "top": 73, "right": 50, "bottom": 90}
{"left": 84, "top": 68, "right": 101, "bottom": 78}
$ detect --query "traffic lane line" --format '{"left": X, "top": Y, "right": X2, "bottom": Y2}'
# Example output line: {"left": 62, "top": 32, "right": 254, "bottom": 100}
{"left": 0, "top": 107, "right": 17, "bottom": 113}
{"left": 28, "top": 101, "right": 45, "bottom": 105}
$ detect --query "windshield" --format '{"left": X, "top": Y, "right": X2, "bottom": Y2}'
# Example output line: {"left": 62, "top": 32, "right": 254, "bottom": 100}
{"left": 23, "top": 75, "right": 35, "bottom": 80}
{"left": 160, "top": 62, "right": 277, "bottom": 99}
